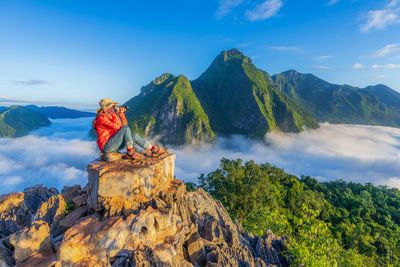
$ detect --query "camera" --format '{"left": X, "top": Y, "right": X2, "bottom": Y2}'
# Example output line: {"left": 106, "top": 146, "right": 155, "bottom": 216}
{"left": 114, "top": 105, "right": 129, "bottom": 112}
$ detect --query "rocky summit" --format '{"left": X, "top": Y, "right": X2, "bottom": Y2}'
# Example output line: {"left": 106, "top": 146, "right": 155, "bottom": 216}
{"left": 0, "top": 153, "right": 289, "bottom": 267}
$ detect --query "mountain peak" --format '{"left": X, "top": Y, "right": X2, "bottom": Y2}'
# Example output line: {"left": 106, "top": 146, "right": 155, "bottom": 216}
{"left": 221, "top": 48, "right": 245, "bottom": 60}
{"left": 282, "top": 69, "right": 299, "bottom": 75}
{"left": 153, "top": 73, "right": 175, "bottom": 85}
{"left": 210, "top": 49, "right": 247, "bottom": 66}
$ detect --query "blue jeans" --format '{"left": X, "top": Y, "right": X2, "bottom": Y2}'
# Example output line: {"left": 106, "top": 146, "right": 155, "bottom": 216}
{"left": 102, "top": 126, "right": 152, "bottom": 153}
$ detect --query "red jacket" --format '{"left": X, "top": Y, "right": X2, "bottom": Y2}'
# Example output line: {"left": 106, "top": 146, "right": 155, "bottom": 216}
{"left": 94, "top": 111, "right": 128, "bottom": 151}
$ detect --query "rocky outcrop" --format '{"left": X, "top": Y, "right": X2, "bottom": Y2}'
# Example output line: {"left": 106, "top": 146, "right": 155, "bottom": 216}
{"left": 0, "top": 154, "right": 289, "bottom": 266}
{"left": 87, "top": 153, "right": 175, "bottom": 217}
{"left": 0, "top": 185, "right": 58, "bottom": 239}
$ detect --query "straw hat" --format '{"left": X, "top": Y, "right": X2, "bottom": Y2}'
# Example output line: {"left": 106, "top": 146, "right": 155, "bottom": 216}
{"left": 97, "top": 98, "right": 118, "bottom": 112}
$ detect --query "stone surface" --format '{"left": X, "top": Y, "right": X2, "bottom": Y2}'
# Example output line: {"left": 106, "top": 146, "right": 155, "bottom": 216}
{"left": 57, "top": 203, "right": 181, "bottom": 266}
{"left": 72, "top": 193, "right": 88, "bottom": 207}
{"left": 0, "top": 192, "right": 27, "bottom": 239}
{"left": 0, "top": 185, "right": 57, "bottom": 239}
{"left": 61, "top": 185, "right": 81, "bottom": 203}
{"left": 23, "top": 185, "right": 59, "bottom": 212}
{"left": 186, "top": 231, "right": 206, "bottom": 266}
{"left": 9, "top": 220, "right": 52, "bottom": 264}
{"left": 33, "top": 194, "right": 66, "bottom": 235}
{"left": 87, "top": 153, "right": 175, "bottom": 216}
{"left": 14, "top": 251, "right": 57, "bottom": 267}
{"left": 0, "top": 238, "right": 14, "bottom": 267}
{"left": 55, "top": 205, "right": 88, "bottom": 236}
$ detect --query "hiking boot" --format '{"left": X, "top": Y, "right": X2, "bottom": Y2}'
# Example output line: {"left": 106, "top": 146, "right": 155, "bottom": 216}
{"left": 127, "top": 147, "right": 144, "bottom": 160}
{"left": 150, "top": 144, "right": 167, "bottom": 157}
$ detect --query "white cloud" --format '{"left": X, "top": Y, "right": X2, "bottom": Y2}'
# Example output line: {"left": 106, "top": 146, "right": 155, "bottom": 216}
{"left": 246, "top": 0, "right": 283, "bottom": 21}
{"left": 8, "top": 79, "right": 49, "bottom": 86}
{"left": 0, "top": 117, "right": 98, "bottom": 194}
{"left": 2, "top": 176, "right": 23, "bottom": 186}
{"left": 370, "top": 43, "right": 400, "bottom": 57}
{"left": 314, "top": 56, "right": 334, "bottom": 60}
{"left": 268, "top": 46, "right": 301, "bottom": 51}
{"left": 387, "top": 0, "right": 400, "bottom": 8}
{"left": 171, "top": 123, "right": 400, "bottom": 190}
{"left": 371, "top": 63, "right": 400, "bottom": 69}
{"left": 353, "top": 63, "right": 366, "bottom": 69}
{"left": 215, "top": 0, "right": 243, "bottom": 19}
{"left": 361, "top": 1, "right": 400, "bottom": 32}
{"left": 327, "top": 0, "right": 339, "bottom": 6}
{"left": 312, "top": 65, "right": 332, "bottom": 70}
{"left": 352, "top": 62, "right": 400, "bottom": 70}
{"left": 373, "top": 74, "right": 391, "bottom": 79}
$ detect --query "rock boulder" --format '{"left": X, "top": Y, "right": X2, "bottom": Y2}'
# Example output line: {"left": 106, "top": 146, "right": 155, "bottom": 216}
{"left": 0, "top": 185, "right": 58, "bottom": 239}
{"left": 87, "top": 153, "right": 175, "bottom": 216}
{"left": 9, "top": 220, "right": 52, "bottom": 264}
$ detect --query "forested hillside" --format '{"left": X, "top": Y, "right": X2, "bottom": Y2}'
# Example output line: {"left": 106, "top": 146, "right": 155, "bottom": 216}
{"left": 0, "top": 105, "right": 51, "bottom": 137}
{"left": 272, "top": 70, "right": 400, "bottom": 127}
{"left": 191, "top": 159, "right": 400, "bottom": 266}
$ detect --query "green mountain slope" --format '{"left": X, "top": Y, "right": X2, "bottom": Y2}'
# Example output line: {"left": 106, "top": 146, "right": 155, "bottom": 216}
{"left": 0, "top": 105, "right": 51, "bottom": 137}
{"left": 191, "top": 49, "right": 319, "bottom": 137}
{"left": 272, "top": 70, "right": 400, "bottom": 126}
{"left": 124, "top": 73, "right": 214, "bottom": 145}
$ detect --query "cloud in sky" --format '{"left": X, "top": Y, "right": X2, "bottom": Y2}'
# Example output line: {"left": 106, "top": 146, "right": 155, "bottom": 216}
{"left": 373, "top": 74, "right": 391, "bottom": 79}
{"left": 371, "top": 63, "right": 400, "bottom": 69}
{"left": 9, "top": 79, "right": 49, "bottom": 86}
{"left": 171, "top": 123, "right": 400, "bottom": 189}
{"left": 361, "top": 0, "right": 400, "bottom": 32}
{"left": 313, "top": 56, "right": 334, "bottom": 60}
{"left": 353, "top": 63, "right": 366, "bottom": 69}
{"left": 2, "top": 118, "right": 400, "bottom": 195}
{"left": 312, "top": 65, "right": 332, "bottom": 70}
{"left": 327, "top": 0, "right": 340, "bottom": 6}
{"left": 369, "top": 43, "right": 400, "bottom": 57}
{"left": 215, "top": 0, "right": 243, "bottom": 19}
{"left": 353, "top": 62, "right": 400, "bottom": 70}
{"left": 246, "top": 0, "right": 283, "bottom": 21}
{"left": 0, "top": 117, "right": 98, "bottom": 194}
{"left": 267, "top": 46, "right": 301, "bottom": 51}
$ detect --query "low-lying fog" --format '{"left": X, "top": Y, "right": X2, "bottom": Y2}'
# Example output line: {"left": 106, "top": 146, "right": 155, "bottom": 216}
{"left": 1, "top": 117, "right": 399, "bottom": 194}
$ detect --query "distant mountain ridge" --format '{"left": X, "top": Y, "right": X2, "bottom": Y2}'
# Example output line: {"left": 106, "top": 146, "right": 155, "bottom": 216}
{"left": 0, "top": 106, "right": 51, "bottom": 137}
{"left": 25, "top": 105, "right": 95, "bottom": 119}
{"left": 124, "top": 48, "right": 400, "bottom": 145}
{"left": 272, "top": 70, "right": 400, "bottom": 126}
{"left": 125, "top": 49, "right": 319, "bottom": 145}
{"left": 0, "top": 105, "right": 95, "bottom": 138}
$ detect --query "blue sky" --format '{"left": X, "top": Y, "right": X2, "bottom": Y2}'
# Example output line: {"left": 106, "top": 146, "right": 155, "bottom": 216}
{"left": 0, "top": 0, "right": 399, "bottom": 110}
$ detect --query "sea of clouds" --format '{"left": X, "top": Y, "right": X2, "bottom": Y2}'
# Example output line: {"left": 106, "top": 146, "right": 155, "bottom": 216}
{"left": 1, "top": 118, "right": 400, "bottom": 195}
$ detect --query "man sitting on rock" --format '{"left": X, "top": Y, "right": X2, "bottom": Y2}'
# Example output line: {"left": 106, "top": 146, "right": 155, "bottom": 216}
{"left": 93, "top": 98, "right": 162, "bottom": 161}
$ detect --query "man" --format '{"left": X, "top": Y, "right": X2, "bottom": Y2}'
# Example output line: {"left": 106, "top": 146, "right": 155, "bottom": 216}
{"left": 93, "top": 98, "right": 162, "bottom": 160}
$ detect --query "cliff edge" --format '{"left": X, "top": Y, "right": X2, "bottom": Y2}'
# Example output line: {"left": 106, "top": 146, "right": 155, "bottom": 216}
{"left": 0, "top": 153, "right": 289, "bottom": 267}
